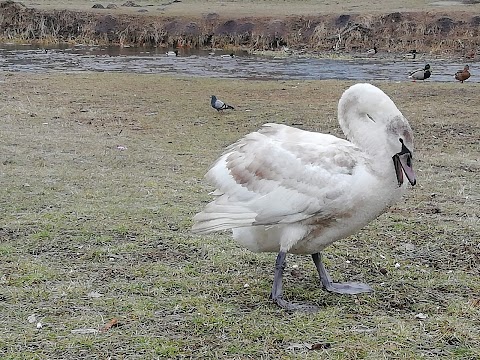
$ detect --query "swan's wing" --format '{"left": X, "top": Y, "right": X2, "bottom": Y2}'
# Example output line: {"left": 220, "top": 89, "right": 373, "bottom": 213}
{"left": 193, "top": 124, "right": 366, "bottom": 233}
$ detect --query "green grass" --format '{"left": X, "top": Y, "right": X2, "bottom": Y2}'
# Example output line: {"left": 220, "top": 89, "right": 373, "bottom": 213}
{"left": 0, "top": 73, "right": 479, "bottom": 358}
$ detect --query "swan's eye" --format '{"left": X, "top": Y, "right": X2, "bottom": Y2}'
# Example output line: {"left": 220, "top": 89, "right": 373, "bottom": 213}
{"left": 366, "top": 114, "right": 375, "bottom": 122}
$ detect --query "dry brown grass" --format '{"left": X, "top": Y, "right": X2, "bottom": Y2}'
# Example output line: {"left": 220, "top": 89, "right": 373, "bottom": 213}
{"left": 0, "top": 72, "right": 479, "bottom": 358}
{"left": 4, "top": 0, "right": 480, "bottom": 55}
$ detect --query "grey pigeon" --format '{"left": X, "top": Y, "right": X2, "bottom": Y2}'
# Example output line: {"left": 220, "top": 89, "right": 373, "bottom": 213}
{"left": 211, "top": 95, "right": 234, "bottom": 111}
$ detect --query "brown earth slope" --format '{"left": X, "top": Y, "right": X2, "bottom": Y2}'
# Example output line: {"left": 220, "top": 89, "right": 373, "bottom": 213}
{"left": 1, "top": 0, "right": 480, "bottom": 56}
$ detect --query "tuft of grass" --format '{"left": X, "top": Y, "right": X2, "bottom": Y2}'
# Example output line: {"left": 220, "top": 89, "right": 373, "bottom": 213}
{"left": 0, "top": 73, "right": 478, "bottom": 358}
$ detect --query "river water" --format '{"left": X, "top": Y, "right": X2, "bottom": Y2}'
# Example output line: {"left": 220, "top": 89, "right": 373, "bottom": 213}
{"left": 0, "top": 44, "right": 477, "bottom": 82}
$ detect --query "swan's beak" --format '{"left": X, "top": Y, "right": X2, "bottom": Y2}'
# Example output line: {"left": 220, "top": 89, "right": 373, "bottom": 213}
{"left": 393, "top": 146, "right": 416, "bottom": 187}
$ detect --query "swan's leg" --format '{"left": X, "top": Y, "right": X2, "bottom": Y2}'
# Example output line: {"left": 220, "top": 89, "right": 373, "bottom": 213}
{"left": 312, "top": 253, "right": 373, "bottom": 294}
{"left": 270, "top": 251, "right": 318, "bottom": 312}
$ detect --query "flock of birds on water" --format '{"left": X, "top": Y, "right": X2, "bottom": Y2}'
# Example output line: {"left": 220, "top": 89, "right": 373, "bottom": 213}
{"left": 166, "top": 49, "right": 235, "bottom": 59}
{"left": 167, "top": 47, "right": 472, "bottom": 83}
{"left": 366, "top": 47, "right": 472, "bottom": 82}
{"left": 407, "top": 63, "right": 470, "bottom": 82}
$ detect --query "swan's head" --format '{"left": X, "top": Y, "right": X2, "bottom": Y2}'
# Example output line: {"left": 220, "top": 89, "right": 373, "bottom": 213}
{"left": 338, "top": 83, "right": 416, "bottom": 186}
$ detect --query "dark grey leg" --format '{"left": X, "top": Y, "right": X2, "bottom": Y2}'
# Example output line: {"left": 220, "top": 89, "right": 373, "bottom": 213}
{"left": 270, "top": 251, "right": 318, "bottom": 312}
{"left": 312, "top": 253, "right": 373, "bottom": 294}
{"left": 270, "top": 251, "right": 286, "bottom": 305}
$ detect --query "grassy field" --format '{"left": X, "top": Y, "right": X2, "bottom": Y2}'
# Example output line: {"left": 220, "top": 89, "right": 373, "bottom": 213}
{"left": 0, "top": 72, "right": 479, "bottom": 359}
{"left": 19, "top": 0, "right": 480, "bottom": 17}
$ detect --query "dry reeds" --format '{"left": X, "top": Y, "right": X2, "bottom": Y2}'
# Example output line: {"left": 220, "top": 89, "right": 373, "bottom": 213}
{"left": 0, "top": 1, "right": 479, "bottom": 55}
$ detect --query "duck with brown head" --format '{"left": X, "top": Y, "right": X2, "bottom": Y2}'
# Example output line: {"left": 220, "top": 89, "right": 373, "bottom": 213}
{"left": 455, "top": 65, "right": 471, "bottom": 83}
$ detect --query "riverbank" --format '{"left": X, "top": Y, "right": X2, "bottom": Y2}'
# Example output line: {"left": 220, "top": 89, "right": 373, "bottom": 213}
{"left": 1, "top": 0, "right": 480, "bottom": 57}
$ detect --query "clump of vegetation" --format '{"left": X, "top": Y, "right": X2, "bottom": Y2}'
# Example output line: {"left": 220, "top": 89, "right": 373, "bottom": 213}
{"left": 1, "top": 0, "right": 479, "bottom": 55}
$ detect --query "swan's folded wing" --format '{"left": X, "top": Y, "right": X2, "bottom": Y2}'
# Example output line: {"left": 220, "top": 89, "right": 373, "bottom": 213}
{"left": 193, "top": 124, "right": 367, "bottom": 233}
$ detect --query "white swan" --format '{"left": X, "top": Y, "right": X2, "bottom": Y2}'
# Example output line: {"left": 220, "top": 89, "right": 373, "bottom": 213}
{"left": 192, "top": 83, "right": 416, "bottom": 311}
{"left": 166, "top": 50, "right": 178, "bottom": 57}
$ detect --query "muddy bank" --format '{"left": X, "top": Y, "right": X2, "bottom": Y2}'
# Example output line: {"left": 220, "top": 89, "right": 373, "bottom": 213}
{"left": 1, "top": 0, "right": 479, "bottom": 56}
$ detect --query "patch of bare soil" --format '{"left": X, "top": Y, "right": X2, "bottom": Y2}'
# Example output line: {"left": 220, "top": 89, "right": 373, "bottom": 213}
{"left": 0, "top": 0, "right": 479, "bottom": 56}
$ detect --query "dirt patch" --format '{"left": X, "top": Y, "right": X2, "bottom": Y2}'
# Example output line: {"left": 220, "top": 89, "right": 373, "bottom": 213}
{"left": 1, "top": 0, "right": 480, "bottom": 55}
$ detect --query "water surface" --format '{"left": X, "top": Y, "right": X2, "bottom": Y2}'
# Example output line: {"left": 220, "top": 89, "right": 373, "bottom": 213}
{"left": 0, "top": 44, "right": 477, "bottom": 82}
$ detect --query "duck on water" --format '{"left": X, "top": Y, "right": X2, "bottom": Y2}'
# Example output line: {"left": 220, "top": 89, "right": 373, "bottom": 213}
{"left": 409, "top": 64, "right": 431, "bottom": 81}
{"left": 166, "top": 50, "right": 178, "bottom": 57}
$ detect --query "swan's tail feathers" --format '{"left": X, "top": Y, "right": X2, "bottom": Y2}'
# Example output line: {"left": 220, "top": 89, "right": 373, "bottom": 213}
{"left": 192, "top": 207, "right": 255, "bottom": 234}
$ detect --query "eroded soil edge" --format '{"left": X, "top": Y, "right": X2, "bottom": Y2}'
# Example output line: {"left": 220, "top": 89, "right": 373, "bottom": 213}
{"left": 1, "top": 1, "right": 479, "bottom": 56}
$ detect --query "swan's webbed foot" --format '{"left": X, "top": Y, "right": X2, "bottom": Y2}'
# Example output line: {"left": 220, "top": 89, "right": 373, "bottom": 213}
{"left": 312, "top": 252, "right": 373, "bottom": 295}
{"left": 271, "top": 295, "right": 319, "bottom": 313}
{"left": 322, "top": 281, "right": 373, "bottom": 294}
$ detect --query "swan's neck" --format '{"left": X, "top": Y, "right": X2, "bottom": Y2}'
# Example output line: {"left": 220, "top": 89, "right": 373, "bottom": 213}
{"left": 340, "top": 111, "right": 406, "bottom": 192}
{"left": 340, "top": 113, "right": 388, "bottom": 158}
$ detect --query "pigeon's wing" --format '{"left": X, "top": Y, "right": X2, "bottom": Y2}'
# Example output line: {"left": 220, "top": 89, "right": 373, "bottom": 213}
{"left": 193, "top": 124, "right": 368, "bottom": 233}
{"left": 214, "top": 99, "right": 225, "bottom": 109}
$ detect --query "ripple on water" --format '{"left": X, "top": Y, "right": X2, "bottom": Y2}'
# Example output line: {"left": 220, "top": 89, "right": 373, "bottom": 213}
{"left": 0, "top": 44, "right": 478, "bottom": 82}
